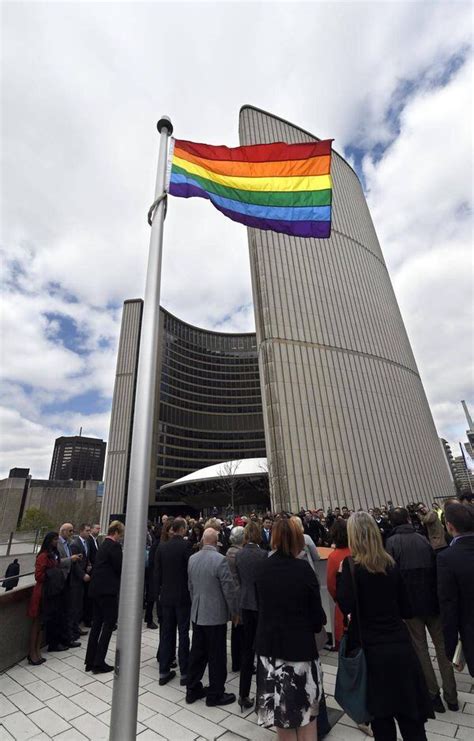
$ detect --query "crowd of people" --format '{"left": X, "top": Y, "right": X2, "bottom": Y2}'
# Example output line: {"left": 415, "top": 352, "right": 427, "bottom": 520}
{"left": 8, "top": 494, "right": 473, "bottom": 741}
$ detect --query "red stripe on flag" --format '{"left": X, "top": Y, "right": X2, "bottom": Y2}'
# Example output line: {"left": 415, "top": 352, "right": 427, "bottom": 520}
{"left": 174, "top": 139, "right": 333, "bottom": 163}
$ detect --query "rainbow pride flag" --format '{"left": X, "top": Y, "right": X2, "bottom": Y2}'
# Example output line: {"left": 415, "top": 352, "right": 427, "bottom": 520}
{"left": 167, "top": 138, "right": 333, "bottom": 238}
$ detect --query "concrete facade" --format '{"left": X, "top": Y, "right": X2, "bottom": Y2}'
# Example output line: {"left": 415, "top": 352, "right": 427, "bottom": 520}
{"left": 239, "top": 106, "right": 453, "bottom": 512}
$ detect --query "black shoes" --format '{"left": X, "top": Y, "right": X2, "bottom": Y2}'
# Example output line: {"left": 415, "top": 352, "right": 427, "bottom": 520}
{"left": 170, "top": 660, "right": 177, "bottom": 669}
{"left": 447, "top": 701, "right": 459, "bottom": 712}
{"left": 68, "top": 641, "right": 81, "bottom": 648}
{"left": 432, "top": 694, "right": 445, "bottom": 713}
{"left": 238, "top": 696, "right": 254, "bottom": 712}
{"left": 147, "top": 622, "right": 158, "bottom": 629}
{"left": 92, "top": 663, "right": 114, "bottom": 674}
{"left": 78, "top": 629, "right": 88, "bottom": 637}
{"left": 27, "top": 656, "right": 46, "bottom": 665}
{"left": 186, "top": 686, "right": 208, "bottom": 704}
{"left": 206, "top": 692, "right": 236, "bottom": 707}
{"left": 180, "top": 677, "right": 187, "bottom": 686}
{"left": 159, "top": 670, "right": 176, "bottom": 686}
{"left": 48, "top": 644, "right": 69, "bottom": 652}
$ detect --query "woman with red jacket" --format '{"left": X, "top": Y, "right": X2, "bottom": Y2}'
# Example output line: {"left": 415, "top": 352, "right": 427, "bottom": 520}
{"left": 326, "top": 519, "right": 351, "bottom": 649}
{"left": 28, "top": 531, "right": 79, "bottom": 663}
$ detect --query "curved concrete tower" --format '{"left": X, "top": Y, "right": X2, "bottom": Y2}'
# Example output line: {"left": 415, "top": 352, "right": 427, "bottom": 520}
{"left": 239, "top": 106, "right": 453, "bottom": 512}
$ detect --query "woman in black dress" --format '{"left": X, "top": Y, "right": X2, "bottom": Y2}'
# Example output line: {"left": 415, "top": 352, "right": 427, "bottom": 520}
{"left": 255, "top": 517, "right": 325, "bottom": 740}
{"left": 336, "top": 512, "right": 433, "bottom": 741}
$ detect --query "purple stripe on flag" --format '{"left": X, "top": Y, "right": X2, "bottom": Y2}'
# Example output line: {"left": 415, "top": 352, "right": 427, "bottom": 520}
{"left": 169, "top": 182, "right": 331, "bottom": 238}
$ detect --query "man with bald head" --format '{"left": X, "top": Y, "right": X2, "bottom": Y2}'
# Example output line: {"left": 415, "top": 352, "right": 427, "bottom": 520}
{"left": 56, "top": 523, "right": 82, "bottom": 649}
{"left": 186, "top": 527, "right": 237, "bottom": 707}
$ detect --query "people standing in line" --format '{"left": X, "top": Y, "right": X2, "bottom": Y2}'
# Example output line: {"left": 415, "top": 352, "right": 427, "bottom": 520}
{"left": 155, "top": 517, "right": 192, "bottom": 686}
{"left": 83, "top": 523, "right": 100, "bottom": 627}
{"left": 226, "top": 525, "right": 245, "bottom": 673}
{"left": 70, "top": 523, "right": 91, "bottom": 639}
{"left": 85, "top": 520, "right": 124, "bottom": 674}
{"left": 144, "top": 525, "right": 160, "bottom": 629}
{"left": 57, "top": 523, "right": 82, "bottom": 648}
{"left": 189, "top": 523, "right": 204, "bottom": 552}
{"left": 235, "top": 521, "right": 268, "bottom": 711}
{"left": 386, "top": 507, "right": 458, "bottom": 713}
{"left": 418, "top": 504, "right": 448, "bottom": 552}
{"left": 336, "top": 512, "right": 433, "bottom": 741}
{"left": 28, "top": 532, "right": 79, "bottom": 661}
{"left": 186, "top": 528, "right": 237, "bottom": 707}
{"left": 437, "top": 503, "right": 474, "bottom": 677}
{"left": 326, "top": 519, "right": 351, "bottom": 650}
{"left": 261, "top": 517, "right": 273, "bottom": 551}
{"left": 254, "top": 518, "right": 325, "bottom": 740}
{"left": 2, "top": 558, "right": 20, "bottom": 591}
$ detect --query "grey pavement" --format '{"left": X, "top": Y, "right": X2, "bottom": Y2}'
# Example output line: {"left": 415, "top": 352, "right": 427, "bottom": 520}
{"left": 0, "top": 625, "right": 473, "bottom": 740}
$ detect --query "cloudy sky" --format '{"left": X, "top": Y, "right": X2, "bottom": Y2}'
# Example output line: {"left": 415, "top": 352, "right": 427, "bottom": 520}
{"left": 1, "top": 0, "right": 473, "bottom": 479}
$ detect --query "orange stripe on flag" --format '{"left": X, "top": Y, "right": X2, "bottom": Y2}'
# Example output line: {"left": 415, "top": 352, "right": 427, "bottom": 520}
{"left": 173, "top": 147, "right": 331, "bottom": 178}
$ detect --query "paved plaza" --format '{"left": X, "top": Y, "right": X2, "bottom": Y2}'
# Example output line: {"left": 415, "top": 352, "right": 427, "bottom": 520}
{"left": 1, "top": 626, "right": 473, "bottom": 740}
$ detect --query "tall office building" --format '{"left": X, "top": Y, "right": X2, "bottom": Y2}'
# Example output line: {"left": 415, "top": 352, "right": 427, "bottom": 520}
{"left": 49, "top": 435, "right": 106, "bottom": 482}
{"left": 101, "top": 302, "right": 266, "bottom": 526}
{"left": 239, "top": 106, "right": 453, "bottom": 512}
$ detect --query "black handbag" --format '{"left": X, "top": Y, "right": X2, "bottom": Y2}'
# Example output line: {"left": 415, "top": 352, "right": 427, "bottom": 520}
{"left": 44, "top": 566, "right": 66, "bottom": 597}
{"left": 334, "top": 558, "right": 372, "bottom": 724}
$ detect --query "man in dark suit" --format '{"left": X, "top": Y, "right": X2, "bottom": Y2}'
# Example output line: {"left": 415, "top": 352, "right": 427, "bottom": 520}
{"left": 155, "top": 517, "right": 192, "bottom": 686}
{"left": 260, "top": 517, "right": 272, "bottom": 551}
{"left": 70, "top": 523, "right": 91, "bottom": 639}
{"left": 437, "top": 503, "right": 474, "bottom": 677}
{"left": 83, "top": 523, "right": 100, "bottom": 627}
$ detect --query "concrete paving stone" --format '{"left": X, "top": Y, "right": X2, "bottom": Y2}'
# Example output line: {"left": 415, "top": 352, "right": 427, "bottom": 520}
{"left": 463, "top": 703, "right": 474, "bottom": 714}
{"left": 325, "top": 724, "right": 372, "bottom": 739}
{"left": 218, "top": 734, "right": 250, "bottom": 741}
{"left": 28, "top": 707, "right": 71, "bottom": 736}
{"left": 24, "top": 680, "right": 59, "bottom": 702}
{"left": 70, "top": 712, "right": 110, "bottom": 739}
{"left": 176, "top": 697, "right": 230, "bottom": 723}
{"left": 219, "top": 714, "right": 276, "bottom": 740}
{"left": 144, "top": 712, "right": 198, "bottom": 740}
{"left": 141, "top": 664, "right": 162, "bottom": 680}
{"left": 323, "top": 663, "right": 338, "bottom": 675}
{"left": 0, "top": 676, "right": 25, "bottom": 697}
{"left": 17, "top": 665, "right": 57, "bottom": 684}
{"left": 137, "top": 703, "right": 160, "bottom": 723}
{"left": 455, "top": 728, "right": 474, "bottom": 740}
{"left": 139, "top": 691, "right": 180, "bottom": 717}
{"left": 44, "top": 695, "right": 85, "bottom": 721}
{"left": 53, "top": 730, "right": 88, "bottom": 741}
{"left": 60, "top": 667, "right": 96, "bottom": 687}
{"left": 61, "top": 654, "right": 88, "bottom": 672}
{"left": 453, "top": 710, "right": 474, "bottom": 728}
{"left": 426, "top": 718, "right": 457, "bottom": 737}
{"left": 5, "top": 667, "right": 37, "bottom": 687}
{"left": 96, "top": 708, "right": 146, "bottom": 735}
{"left": 29, "top": 734, "right": 51, "bottom": 740}
{"left": 51, "top": 676, "right": 84, "bottom": 699}
{"left": 145, "top": 682, "right": 185, "bottom": 704}
{"left": 0, "top": 694, "right": 19, "bottom": 718}
{"left": 8, "top": 690, "right": 45, "bottom": 715}
{"left": 0, "top": 710, "right": 41, "bottom": 740}
{"left": 83, "top": 680, "right": 113, "bottom": 703}
{"left": 88, "top": 667, "right": 115, "bottom": 683}
{"left": 0, "top": 723, "right": 15, "bottom": 739}
{"left": 171, "top": 708, "right": 226, "bottom": 739}
{"left": 427, "top": 734, "right": 461, "bottom": 741}
{"left": 136, "top": 729, "right": 167, "bottom": 739}
{"left": 69, "top": 690, "right": 109, "bottom": 716}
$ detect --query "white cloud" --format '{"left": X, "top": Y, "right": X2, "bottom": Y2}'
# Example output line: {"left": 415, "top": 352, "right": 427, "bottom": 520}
{"left": 1, "top": 1, "right": 473, "bottom": 477}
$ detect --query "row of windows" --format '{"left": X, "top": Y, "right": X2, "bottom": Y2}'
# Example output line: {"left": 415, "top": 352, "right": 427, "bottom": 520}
{"left": 164, "top": 351, "right": 259, "bottom": 378}
{"left": 160, "top": 403, "right": 264, "bottom": 431}
{"left": 160, "top": 373, "right": 261, "bottom": 397}
{"left": 160, "top": 390, "right": 262, "bottom": 414}
{"left": 158, "top": 444, "right": 266, "bottom": 459}
{"left": 162, "top": 363, "right": 260, "bottom": 388}
{"left": 158, "top": 422, "right": 265, "bottom": 441}
{"left": 163, "top": 318, "right": 257, "bottom": 353}
{"left": 164, "top": 341, "right": 259, "bottom": 368}
{"left": 158, "top": 435, "right": 265, "bottom": 450}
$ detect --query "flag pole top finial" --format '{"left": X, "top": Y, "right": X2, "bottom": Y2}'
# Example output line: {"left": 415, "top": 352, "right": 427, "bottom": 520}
{"left": 157, "top": 116, "right": 173, "bottom": 135}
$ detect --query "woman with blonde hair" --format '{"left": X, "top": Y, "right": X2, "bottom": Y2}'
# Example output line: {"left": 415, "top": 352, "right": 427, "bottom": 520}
{"left": 290, "top": 516, "right": 320, "bottom": 571}
{"left": 336, "top": 512, "right": 432, "bottom": 741}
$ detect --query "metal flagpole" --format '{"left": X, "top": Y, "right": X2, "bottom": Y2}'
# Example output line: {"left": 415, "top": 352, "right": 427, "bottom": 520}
{"left": 109, "top": 115, "right": 173, "bottom": 741}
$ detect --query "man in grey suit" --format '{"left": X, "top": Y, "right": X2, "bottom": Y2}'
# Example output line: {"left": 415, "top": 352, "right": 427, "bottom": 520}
{"left": 57, "top": 523, "right": 82, "bottom": 649}
{"left": 186, "top": 528, "right": 237, "bottom": 707}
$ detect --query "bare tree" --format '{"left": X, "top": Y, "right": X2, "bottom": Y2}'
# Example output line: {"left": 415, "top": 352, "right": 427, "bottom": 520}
{"left": 216, "top": 459, "right": 243, "bottom": 515}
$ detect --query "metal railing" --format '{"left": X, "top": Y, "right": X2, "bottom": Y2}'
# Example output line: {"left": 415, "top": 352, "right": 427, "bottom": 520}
{"left": 2, "top": 570, "right": 35, "bottom": 586}
{"left": 0, "top": 529, "right": 47, "bottom": 556}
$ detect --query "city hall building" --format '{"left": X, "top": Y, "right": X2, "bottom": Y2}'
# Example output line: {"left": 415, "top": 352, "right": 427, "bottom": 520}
{"left": 101, "top": 107, "right": 453, "bottom": 524}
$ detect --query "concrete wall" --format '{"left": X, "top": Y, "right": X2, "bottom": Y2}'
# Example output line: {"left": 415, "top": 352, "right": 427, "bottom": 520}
{"left": 0, "top": 585, "right": 34, "bottom": 671}
{"left": 239, "top": 106, "right": 454, "bottom": 512}
{"left": 0, "top": 478, "right": 25, "bottom": 534}
{"left": 24, "top": 481, "right": 101, "bottom": 529}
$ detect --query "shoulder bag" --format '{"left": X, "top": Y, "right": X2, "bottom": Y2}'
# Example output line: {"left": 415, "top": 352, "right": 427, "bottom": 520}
{"left": 334, "top": 557, "right": 372, "bottom": 724}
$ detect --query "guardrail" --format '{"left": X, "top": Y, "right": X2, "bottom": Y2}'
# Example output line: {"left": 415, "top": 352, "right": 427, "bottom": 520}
{"left": 0, "top": 529, "right": 46, "bottom": 556}
{"left": 2, "top": 570, "right": 36, "bottom": 586}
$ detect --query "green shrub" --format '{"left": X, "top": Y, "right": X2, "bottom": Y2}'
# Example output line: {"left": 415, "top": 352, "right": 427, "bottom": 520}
{"left": 19, "top": 508, "right": 55, "bottom": 532}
